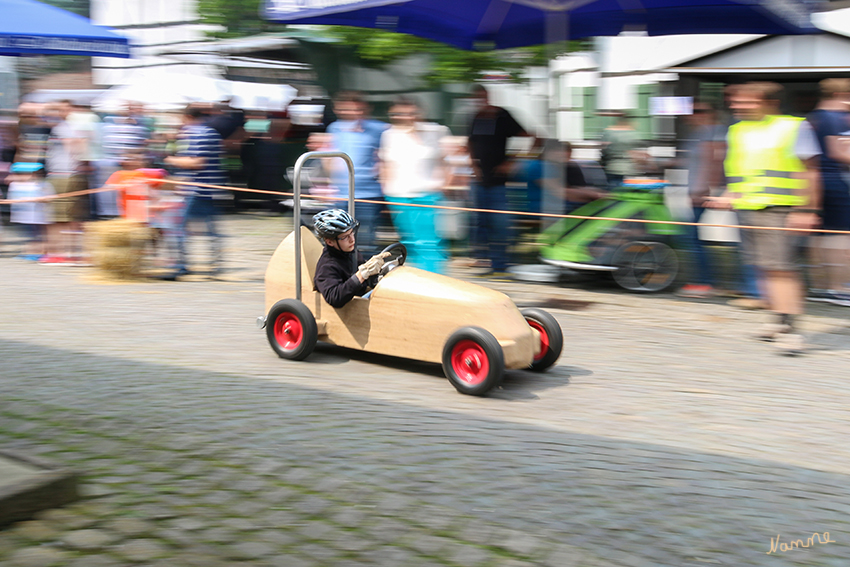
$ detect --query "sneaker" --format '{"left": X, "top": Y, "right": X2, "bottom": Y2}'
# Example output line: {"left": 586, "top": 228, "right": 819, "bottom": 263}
{"left": 755, "top": 323, "right": 791, "bottom": 342}
{"left": 676, "top": 284, "right": 717, "bottom": 299}
{"left": 157, "top": 268, "right": 190, "bottom": 281}
{"left": 774, "top": 332, "right": 806, "bottom": 356}
{"left": 807, "top": 288, "right": 832, "bottom": 303}
{"left": 38, "top": 255, "right": 72, "bottom": 265}
{"left": 729, "top": 297, "right": 769, "bottom": 310}
{"left": 821, "top": 290, "right": 850, "bottom": 307}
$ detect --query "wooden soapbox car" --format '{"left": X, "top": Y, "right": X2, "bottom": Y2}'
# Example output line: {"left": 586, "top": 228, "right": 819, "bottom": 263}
{"left": 260, "top": 152, "right": 564, "bottom": 396}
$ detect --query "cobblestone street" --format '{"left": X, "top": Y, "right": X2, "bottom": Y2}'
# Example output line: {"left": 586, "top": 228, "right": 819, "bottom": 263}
{"left": 1, "top": 213, "right": 849, "bottom": 566}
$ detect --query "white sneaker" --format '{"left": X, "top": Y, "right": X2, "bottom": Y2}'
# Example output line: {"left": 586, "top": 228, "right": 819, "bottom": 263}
{"left": 823, "top": 290, "right": 850, "bottom": 307}
{"left": 774, "top": 332, "right": 806, "bottom": 356}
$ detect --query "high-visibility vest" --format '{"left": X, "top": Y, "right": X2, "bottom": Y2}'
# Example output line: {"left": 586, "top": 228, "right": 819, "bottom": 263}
{"left": 725, "top": 115, "right": 808, "bottom": 210}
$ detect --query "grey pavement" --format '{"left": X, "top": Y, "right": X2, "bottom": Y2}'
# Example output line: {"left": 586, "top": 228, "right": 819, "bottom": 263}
{"left": 1, "top": 212, "right": 849, "bottom": 566}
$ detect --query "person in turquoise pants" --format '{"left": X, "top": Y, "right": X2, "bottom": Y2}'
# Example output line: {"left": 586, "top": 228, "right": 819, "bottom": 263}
{"left": 379, "top": 97, "right": 449, "bottom": 274}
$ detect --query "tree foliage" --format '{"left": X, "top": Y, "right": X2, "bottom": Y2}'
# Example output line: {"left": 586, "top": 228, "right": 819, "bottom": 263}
{"left": 328, "top": 27, "right": 585, "bottom": 86}
{"left": 198, "top": 0, "right": 286, "bottom": 38}
{"left": 196, "top": 3, "right": 588, "bottom": 86}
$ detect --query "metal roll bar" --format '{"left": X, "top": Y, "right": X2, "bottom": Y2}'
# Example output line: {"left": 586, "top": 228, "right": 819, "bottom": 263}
{"left": 291, "top": 151, "right": 355, "bottom": 301}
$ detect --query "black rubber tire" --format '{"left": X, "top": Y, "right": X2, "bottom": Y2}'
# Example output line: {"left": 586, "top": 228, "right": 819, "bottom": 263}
{"left": 521, "top": 308, "right": 563, "bottom": 372}
{"left": 441, "top": 327, "right": 504, "bottom": 396}
{"left": 612, "top": 240, "right": 679, "bottom": 293}
{"left": 266, "top": 299, "right": 318, "bottom": 361}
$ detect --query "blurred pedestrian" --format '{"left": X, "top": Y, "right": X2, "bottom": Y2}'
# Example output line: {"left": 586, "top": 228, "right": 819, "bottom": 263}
{"left": 163, "top": 105, "right": 226, "bottom": 279}
{"left": 14, "top": 102, "right": 50, "bottom": 166}
{"left": 241, "top": 111, "right": 291, "bottom": 213}
{"left": 44, "top": 100, "right": 87, "bottom": 264}
{"left": 599, "top": 113, "right": 642, "bottom": 189}
{"left": 99, "top": 103, "right": 151, "bottom": 218}
{"left": 707, "top": 82, "right": 821, "bottom": 355}
{"left": 676, "top": 103, "right": 726, "bottom": 299}
{"left": 326, "top": 91, "right": 389, "bottom": 255}
{"left": 7, "top": 162, "right": 53, "bottom": 260}
{"left": 379, "top": 96, "right": 449, "bottom": 274}
{"left": 805, "top": 78, "right": 850, "bottom": 306}
{"left": 467, "top": 84, "right": 534, "bottom": 275}
{"left": 536, "top": 140, "right": 608, "bottom": 216}
{"left": 720, "top": 84, "right": 768, "bottom": 310}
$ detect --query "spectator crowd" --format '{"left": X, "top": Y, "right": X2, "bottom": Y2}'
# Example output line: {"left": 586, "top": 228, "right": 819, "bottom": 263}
{"left": 1, "top": 81, "right": 849, "bottom": 355}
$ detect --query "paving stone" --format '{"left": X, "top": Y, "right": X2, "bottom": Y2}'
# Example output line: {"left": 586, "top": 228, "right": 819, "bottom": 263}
{"left": 113, "top": 539, "right": 172, "bottom": 563}
{"left": 224, "top": 541, "right": 278, "bottom": 560}
{"left": 60, "top": 529, "right": 120, "bottom": 550}
{"left": 253, "top": 529, "right": 298, "bottom": 547}
{"left": 329, "top": 531, "right": 374, "bottom": 553}
{"left": 446, "top": 543, "right": 498, "bottom": 566}
{"left": 405, "top": 533, "right": 453, "bottom": 555}
{"left": 104, "top": 517, "right": 156, "bottom": 537}
{"left": 35, "top": 508, "right": 97, "bottom": 530}
{"left": 151, "top": 528, "right": 197, "bottom": 548}
{"left": 332, "top": 507, "right": 368, "bottom": 528}
{"left": 198, "top": 526, "right": 241, "bottom": 544}
{"left": 167, "top": 518, "right": 206, "bottom": 532}
{"left": 6, "top": 547, "right": 71, "bottom": 567}
{"left": 64, "top": 555, "right": 125, "bottom": 567}
{"left": 12, "top": 521, "right": 61, "bottom": 542}
{"left": 220, "top": 517, "right": 263, "bottom": 531}
{"left": 296, "top": 520, "right": 335, "bottom": 540}
{"left": 227, "top": 500, "right": 269, "bottom": 517}
{"left": 494, "top": 529, "right": 546, "bottom": 556}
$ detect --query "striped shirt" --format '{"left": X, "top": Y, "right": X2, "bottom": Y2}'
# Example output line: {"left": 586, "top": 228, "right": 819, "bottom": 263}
{"left": 174, "top": 124, "right": 225, "bottom": 198}
{"left": 101, "top": 118, "right": 149, "bottom": 162}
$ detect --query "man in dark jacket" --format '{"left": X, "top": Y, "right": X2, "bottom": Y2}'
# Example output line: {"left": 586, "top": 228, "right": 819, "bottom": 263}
{"left": 312, "top": 209, "right": 389, "bottom": 307}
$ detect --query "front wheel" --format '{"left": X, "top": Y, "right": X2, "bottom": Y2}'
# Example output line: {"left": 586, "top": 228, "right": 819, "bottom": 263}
{"left": 442, "top": 327, "right": 504, "bottom": 396}
{"left": 521, "top": 308, "right": 563, "bottom": 372}
{"left": 612, "top": 240, "right": 678, "bottom": 292}
{"left": 266, "top": 299, "right": 318, "bottom": 361}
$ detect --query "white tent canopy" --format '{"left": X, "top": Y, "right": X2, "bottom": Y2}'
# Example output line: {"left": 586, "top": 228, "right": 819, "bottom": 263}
{"left": 92, "top": 70, "right": 297, "bottom": 113}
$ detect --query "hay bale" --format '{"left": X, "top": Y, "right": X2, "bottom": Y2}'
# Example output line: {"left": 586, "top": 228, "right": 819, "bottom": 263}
{"left": 85, "top": 219, "right": 153, "bottom": 279}
{"left": 91, "top": 248, "right": 146, "bottom": 279}
{"left": 87, "top": 219, "right": 152, "bottom": 249}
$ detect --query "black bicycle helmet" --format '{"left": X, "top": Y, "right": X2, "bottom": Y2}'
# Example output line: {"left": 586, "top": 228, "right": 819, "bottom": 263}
{"left": 313, "top": 208, "right": 359, "bottom": 240}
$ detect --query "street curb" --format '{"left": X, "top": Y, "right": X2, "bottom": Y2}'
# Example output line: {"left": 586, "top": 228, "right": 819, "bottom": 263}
{"left": 0, "top": 450, "right": 80, "bottom": 527}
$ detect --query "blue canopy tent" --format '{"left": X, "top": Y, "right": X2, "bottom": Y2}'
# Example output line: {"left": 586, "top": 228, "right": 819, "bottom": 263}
{"left": 263, "top": 0, "right": 820, "bottom": 50}
{"left": 0, "top": 0, "right": 129, "bottom": 58}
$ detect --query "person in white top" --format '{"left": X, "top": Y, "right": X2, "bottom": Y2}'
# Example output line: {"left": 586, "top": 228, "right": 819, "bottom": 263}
{"left": 379, "top": 97, "right": 449, "bottom": 274}
{"left": 7, "top": 162, "right": 54, "bottom": 259}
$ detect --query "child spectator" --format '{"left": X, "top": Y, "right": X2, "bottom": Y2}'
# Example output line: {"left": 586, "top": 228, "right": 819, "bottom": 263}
{"left": 104, "top": 151, "right": 163, "bottom": 223}
{"left": 7, "top": 162, "right": 53, "bottom": 260}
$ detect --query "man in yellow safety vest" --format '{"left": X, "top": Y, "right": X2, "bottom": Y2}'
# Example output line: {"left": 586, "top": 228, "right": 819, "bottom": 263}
{"left": 707, "top": 82, "right": 821, "bottom": 355}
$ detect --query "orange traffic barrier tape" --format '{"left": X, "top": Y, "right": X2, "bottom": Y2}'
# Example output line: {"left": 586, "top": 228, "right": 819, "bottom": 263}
{"left": 2, "top": 177, "right": 849, "bottom": 235}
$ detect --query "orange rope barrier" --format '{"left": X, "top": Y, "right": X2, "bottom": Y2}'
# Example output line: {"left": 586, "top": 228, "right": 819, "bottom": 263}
{"left": 3, "top": 177, "right": 849, "bottom": 235}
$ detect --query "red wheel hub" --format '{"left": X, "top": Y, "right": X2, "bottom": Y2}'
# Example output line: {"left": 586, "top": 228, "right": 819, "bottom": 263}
{"left": 450, "top": 340, "right": 489, "bottom": 385}
{"left": 274, "top": 313, "right": 303, "bottom": 350}
{"left": 527, "top": 319, "right": 550, "bottom": 362}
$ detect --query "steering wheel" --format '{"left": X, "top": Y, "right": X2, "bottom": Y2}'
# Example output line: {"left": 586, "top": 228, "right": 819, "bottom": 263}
{"left": 378, "top": 242, "right": 407, "bottom": 277}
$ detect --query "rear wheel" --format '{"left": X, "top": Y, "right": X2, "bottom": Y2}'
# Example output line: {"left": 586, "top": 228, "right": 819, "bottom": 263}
{"left": 442, "top": 327, "right": 504, "bottom": 396}
{"left": 612, "top": 240, "right": 678, "bottom": 292}
{"left": 266, "top": 299, "right": 318, "bottom": 361}
{"left": 521, "top": 308, "right": 563, "bottom": 372}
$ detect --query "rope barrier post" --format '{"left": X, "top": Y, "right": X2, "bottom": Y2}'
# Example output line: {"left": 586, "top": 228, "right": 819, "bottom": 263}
{"left": 290, "top": 151, "right": 355, "bottom": 301}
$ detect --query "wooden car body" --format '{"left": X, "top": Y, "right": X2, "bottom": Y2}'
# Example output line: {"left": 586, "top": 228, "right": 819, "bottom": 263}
{"left": 265, "top": 227, "right": 540, "bottom": 369}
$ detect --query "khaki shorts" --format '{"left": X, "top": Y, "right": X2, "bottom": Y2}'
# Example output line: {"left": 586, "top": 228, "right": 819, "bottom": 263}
{"left": 49, "top": 175, "right": 87, "bottom": 223}
{"left": 737, "top": 208, "right": 802, "bottom": 272}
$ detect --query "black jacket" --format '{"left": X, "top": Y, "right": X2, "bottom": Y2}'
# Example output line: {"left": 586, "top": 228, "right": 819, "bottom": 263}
{"left": 314, "top": 245, "right": 376, "bottom": 308}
